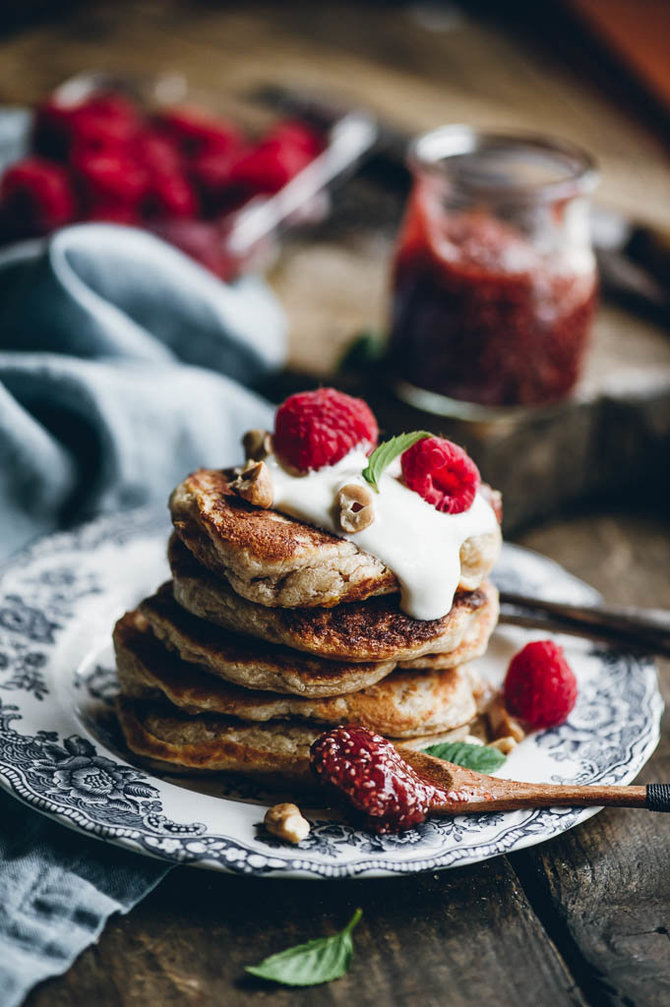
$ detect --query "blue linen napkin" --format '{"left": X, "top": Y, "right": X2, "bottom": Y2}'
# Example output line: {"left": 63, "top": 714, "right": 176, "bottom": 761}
{"left": 0, "top": 221, "right": 287, "bottom": 1004}
{"left": 0, "top": 223, "right": 284, "bottom": 558}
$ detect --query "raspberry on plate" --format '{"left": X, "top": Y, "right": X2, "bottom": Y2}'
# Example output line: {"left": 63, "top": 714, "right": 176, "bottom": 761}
{"left": 503, "top": 640, "right": 578, "bottom": 729}
{"left": 401, "top": 436, "right": 480, "bottom": 514}
{"left": 274, "top": 388, "right": 378, "bottom": 472}
{"left": 310, "top": 725, "right": 445, "bottom": 833}
{"left": 0, "top": 157, "right": 76, "bottom": 238}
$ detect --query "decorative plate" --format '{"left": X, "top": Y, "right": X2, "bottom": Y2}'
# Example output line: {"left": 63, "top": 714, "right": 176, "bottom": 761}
{"left": 0, "top": 510, "right": 661, "bottom": 879}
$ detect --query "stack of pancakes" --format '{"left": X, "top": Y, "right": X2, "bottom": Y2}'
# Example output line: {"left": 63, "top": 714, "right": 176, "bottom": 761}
{"left": 115, "top": 467, "right": 502, "bottom": 784}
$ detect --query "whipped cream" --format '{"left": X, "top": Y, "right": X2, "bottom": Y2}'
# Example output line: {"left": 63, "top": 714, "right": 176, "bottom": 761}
{"left": 265, "top": 448, "right": 498, "bottom": 621}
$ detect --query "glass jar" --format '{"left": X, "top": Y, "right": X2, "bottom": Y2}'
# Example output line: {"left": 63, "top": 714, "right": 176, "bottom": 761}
{"left": 388, "top": 126, "right": 599, "bottom": 415}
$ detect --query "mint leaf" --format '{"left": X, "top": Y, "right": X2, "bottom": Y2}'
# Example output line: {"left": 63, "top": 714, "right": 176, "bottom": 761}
{"left": 362, "top": 431, "right": 431, "bottom": 492}
{"left": 423, "top": 741, "right": 506, "bottom": 774}
{"left": 246, "top": 908, "right": 362, "bottom": 987}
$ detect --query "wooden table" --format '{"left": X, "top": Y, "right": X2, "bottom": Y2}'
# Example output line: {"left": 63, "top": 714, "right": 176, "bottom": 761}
{"left": 0, "top": 3, "right": 667, "bottom": 1004}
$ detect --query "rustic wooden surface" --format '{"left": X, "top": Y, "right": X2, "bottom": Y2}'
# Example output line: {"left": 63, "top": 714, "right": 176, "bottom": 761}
{"left": 0, "top": 2, "right": 668, "bottom": 1005}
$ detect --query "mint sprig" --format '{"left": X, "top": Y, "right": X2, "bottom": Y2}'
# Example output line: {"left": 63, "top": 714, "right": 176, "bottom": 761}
{"left": 246, "top": 908, "right": 362, "bottom": 987}
{"left": 423, "top": 741, "right": 506, "bottom": 774}
{"left": 362, "top": 431, "right": 431, "bottom": 492}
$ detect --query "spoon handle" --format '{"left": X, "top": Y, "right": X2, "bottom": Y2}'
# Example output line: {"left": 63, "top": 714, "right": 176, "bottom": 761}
{"left": 432, "top": 783, "right": 670, "bottom": 816}
{"left": 401, "top": 751, "right": 670, "bottom": 815}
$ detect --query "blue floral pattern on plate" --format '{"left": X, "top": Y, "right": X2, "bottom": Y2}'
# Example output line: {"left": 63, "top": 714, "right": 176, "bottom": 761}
{"left": 0, "top": 510, "right": 662, "bottom": 878}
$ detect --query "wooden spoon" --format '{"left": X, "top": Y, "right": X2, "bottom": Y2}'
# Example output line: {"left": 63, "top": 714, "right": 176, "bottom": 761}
{"left": 400, "top": 749, "right": 670, "bottom": 815}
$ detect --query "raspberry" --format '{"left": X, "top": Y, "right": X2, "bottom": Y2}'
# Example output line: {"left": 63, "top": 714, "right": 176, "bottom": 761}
{"left": 0, "top": 157, "right": 76, "bottom": 238}
{"left": 143, "top": 171, "right": 198, "bottom": 219}
{"left": 33, "top": 93, "right": 140, "bottom": 160}
{"left": 226, "top": 137, "right": 312, "bottom": 198}
{"left": 188, "top": 148, "right": 247, "bottom": 216}
{"left": 74, "top": 151, "right": 148, "bottom": 213}
{"left": 503, "top": 640, "right": 578, "bottom": 729}
{"left": 81, "top": 204, "right": 139, "bottom": 225}
{"left": 310, "top": 725, "right": 447, "bottom": 833}
{"left": 133, "top": 131, "right": 182, "bottom": 177}
{"left": 274, "top": 388, "right": 378, "bottom": 472}
{"left": 153, "top": 107, "right": 243, "bottom": 159}
{"left": 401, "top": 436, "right": 480, "bottom": 514}
{"left": 271, "top": 120, "right": 324, "bottom": 159}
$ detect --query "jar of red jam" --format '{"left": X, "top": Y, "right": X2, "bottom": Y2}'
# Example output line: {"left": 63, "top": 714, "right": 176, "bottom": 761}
{"left": 389, "top": 127, "right": 599, "bottom": 413}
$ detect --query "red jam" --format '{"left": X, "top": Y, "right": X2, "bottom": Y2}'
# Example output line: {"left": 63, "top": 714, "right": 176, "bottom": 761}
{"left": 389, "top": 185, "right": 597, "bottom": 408}
{"left": 310, "top": 725, "right": 467, "bottom": 833}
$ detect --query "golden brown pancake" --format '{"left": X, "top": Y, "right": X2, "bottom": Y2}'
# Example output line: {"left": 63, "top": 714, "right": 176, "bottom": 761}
{"left": 116, "top": 696, "right": 478, "bottom": 782}
{"left": 170, "top": 468, "right": 501, "bottom": 609}
{"left": 114, "top": 611, "right": 478, "bottom": 737}
{"left": 169, "top": 534, "right": 499, "bottom": 664}
{"left": 116, "top": 695, "right": 319, "bottom": 781}
{"left": 137, "top": 584, "right": 396, "bottom": 697}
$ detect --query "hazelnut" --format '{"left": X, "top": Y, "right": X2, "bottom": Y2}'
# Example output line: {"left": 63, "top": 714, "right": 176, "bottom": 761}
{"left": 242, "top": 428, "right": 274, "bottom": 461}
{"left": 232, "top": 460, "right": 273, "bottom": 509}
{"left": 337, "top": 482, "right": 374, "bottom": 534}
{"left": 264, "top": 803, "right": 310, "bottom": 844}
{"left": 490, "top": 735, "right": 518, "bottom": 755}
{"left": 486, "top": 694, "right": 525, "bottom": 744}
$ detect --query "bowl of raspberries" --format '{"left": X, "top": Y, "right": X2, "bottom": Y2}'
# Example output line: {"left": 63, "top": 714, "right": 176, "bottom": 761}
{"left": 0, "top": 75, "right": 325, "bottom": 280}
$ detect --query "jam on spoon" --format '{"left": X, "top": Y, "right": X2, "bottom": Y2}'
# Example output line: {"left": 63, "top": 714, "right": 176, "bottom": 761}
{"left": 310, "top": 724, "right": 468, "bottom": 833}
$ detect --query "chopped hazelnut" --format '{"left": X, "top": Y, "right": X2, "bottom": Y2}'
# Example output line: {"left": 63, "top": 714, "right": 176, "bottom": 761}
{"left": 486, "top": 694, "right": 526, "bottom": 744}
{"left": 337, "top": 483, "right": 375, "bottom": 533}
{"left": 242, "top": 428, "right": 274, "bottom": 461}
{"left": 264, "top": 803, "right": 310, "bottom": 844}
{"left": 489, "top": 735, "right": 518, "bottom": 755}
{"left": 232, "top": 460, "right": 274, "bottom": 509}
{"left": 134, "top": 612, "right": 150, "bottom": 633}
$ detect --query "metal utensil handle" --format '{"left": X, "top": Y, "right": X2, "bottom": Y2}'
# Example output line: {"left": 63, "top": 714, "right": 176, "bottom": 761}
{"left": 500, "top": 592, "right": 670, "bottom": 653}
{"left": 227, "top": 110, "right": 378, "bottom": 256}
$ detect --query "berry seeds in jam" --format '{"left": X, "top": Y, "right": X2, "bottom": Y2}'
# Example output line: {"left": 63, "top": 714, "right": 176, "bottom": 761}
{"left": 389, "top": 129, "right": 599, "bottom": 410}
{"left": 310, "top": 725, "right": 468, "bottom": 833}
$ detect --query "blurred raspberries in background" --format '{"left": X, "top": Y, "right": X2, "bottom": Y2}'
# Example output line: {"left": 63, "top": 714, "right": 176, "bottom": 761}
{"left": 0, "top": 87, "right": 324, "bottom": 277}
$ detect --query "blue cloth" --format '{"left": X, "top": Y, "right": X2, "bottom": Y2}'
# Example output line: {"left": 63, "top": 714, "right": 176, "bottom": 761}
{"left": 0, "top": 223, "right": 284, "bottom": 558}
{"left": 0, "top": 222, "right": 287, "bottom": 1003}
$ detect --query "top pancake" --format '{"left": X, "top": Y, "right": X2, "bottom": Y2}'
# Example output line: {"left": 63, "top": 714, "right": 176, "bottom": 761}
{"left": 170, "top": 467, "right": 502, "bottom": 609}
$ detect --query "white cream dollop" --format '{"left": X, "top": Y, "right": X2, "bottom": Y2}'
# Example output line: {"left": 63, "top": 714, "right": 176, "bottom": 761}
{"left": 265, "top": 448, "right": 498, "bottom": 621}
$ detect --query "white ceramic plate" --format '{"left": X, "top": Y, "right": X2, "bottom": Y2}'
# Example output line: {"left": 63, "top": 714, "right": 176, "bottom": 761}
{"left": 0, "top": 510, "right": 662, "bottom": 878}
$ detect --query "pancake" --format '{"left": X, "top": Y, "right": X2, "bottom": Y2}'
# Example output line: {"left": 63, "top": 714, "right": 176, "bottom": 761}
{"left": 138, "top": 584, "right": 396, "bottom": 697}
{"left": 116, "top": 696, "right": 477, "bottom": 782}
{"left": 170, "top": 467, "right": 501, "bottom": 609}
{"left": 116, "top": 695, "right": 318, "bottom": 781}
{"left": 398, "top": 581, "right": 499, "bottom": 671}
{"left": 114, "top": 611, "right": 479, "bottom": 737}
{"left": 169, "top": 534, "right": 499, "bottom": 663}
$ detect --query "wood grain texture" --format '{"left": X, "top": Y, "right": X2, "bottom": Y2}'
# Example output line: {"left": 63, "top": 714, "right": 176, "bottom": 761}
{"left": 515, "top": 512, "right": 670, "bottom": 1007}
{"left": 2, "top": 3, "right": 669, "bottom": 1005}
{"left": 25, "top": 861, "right": 585, "bottom": 1007}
